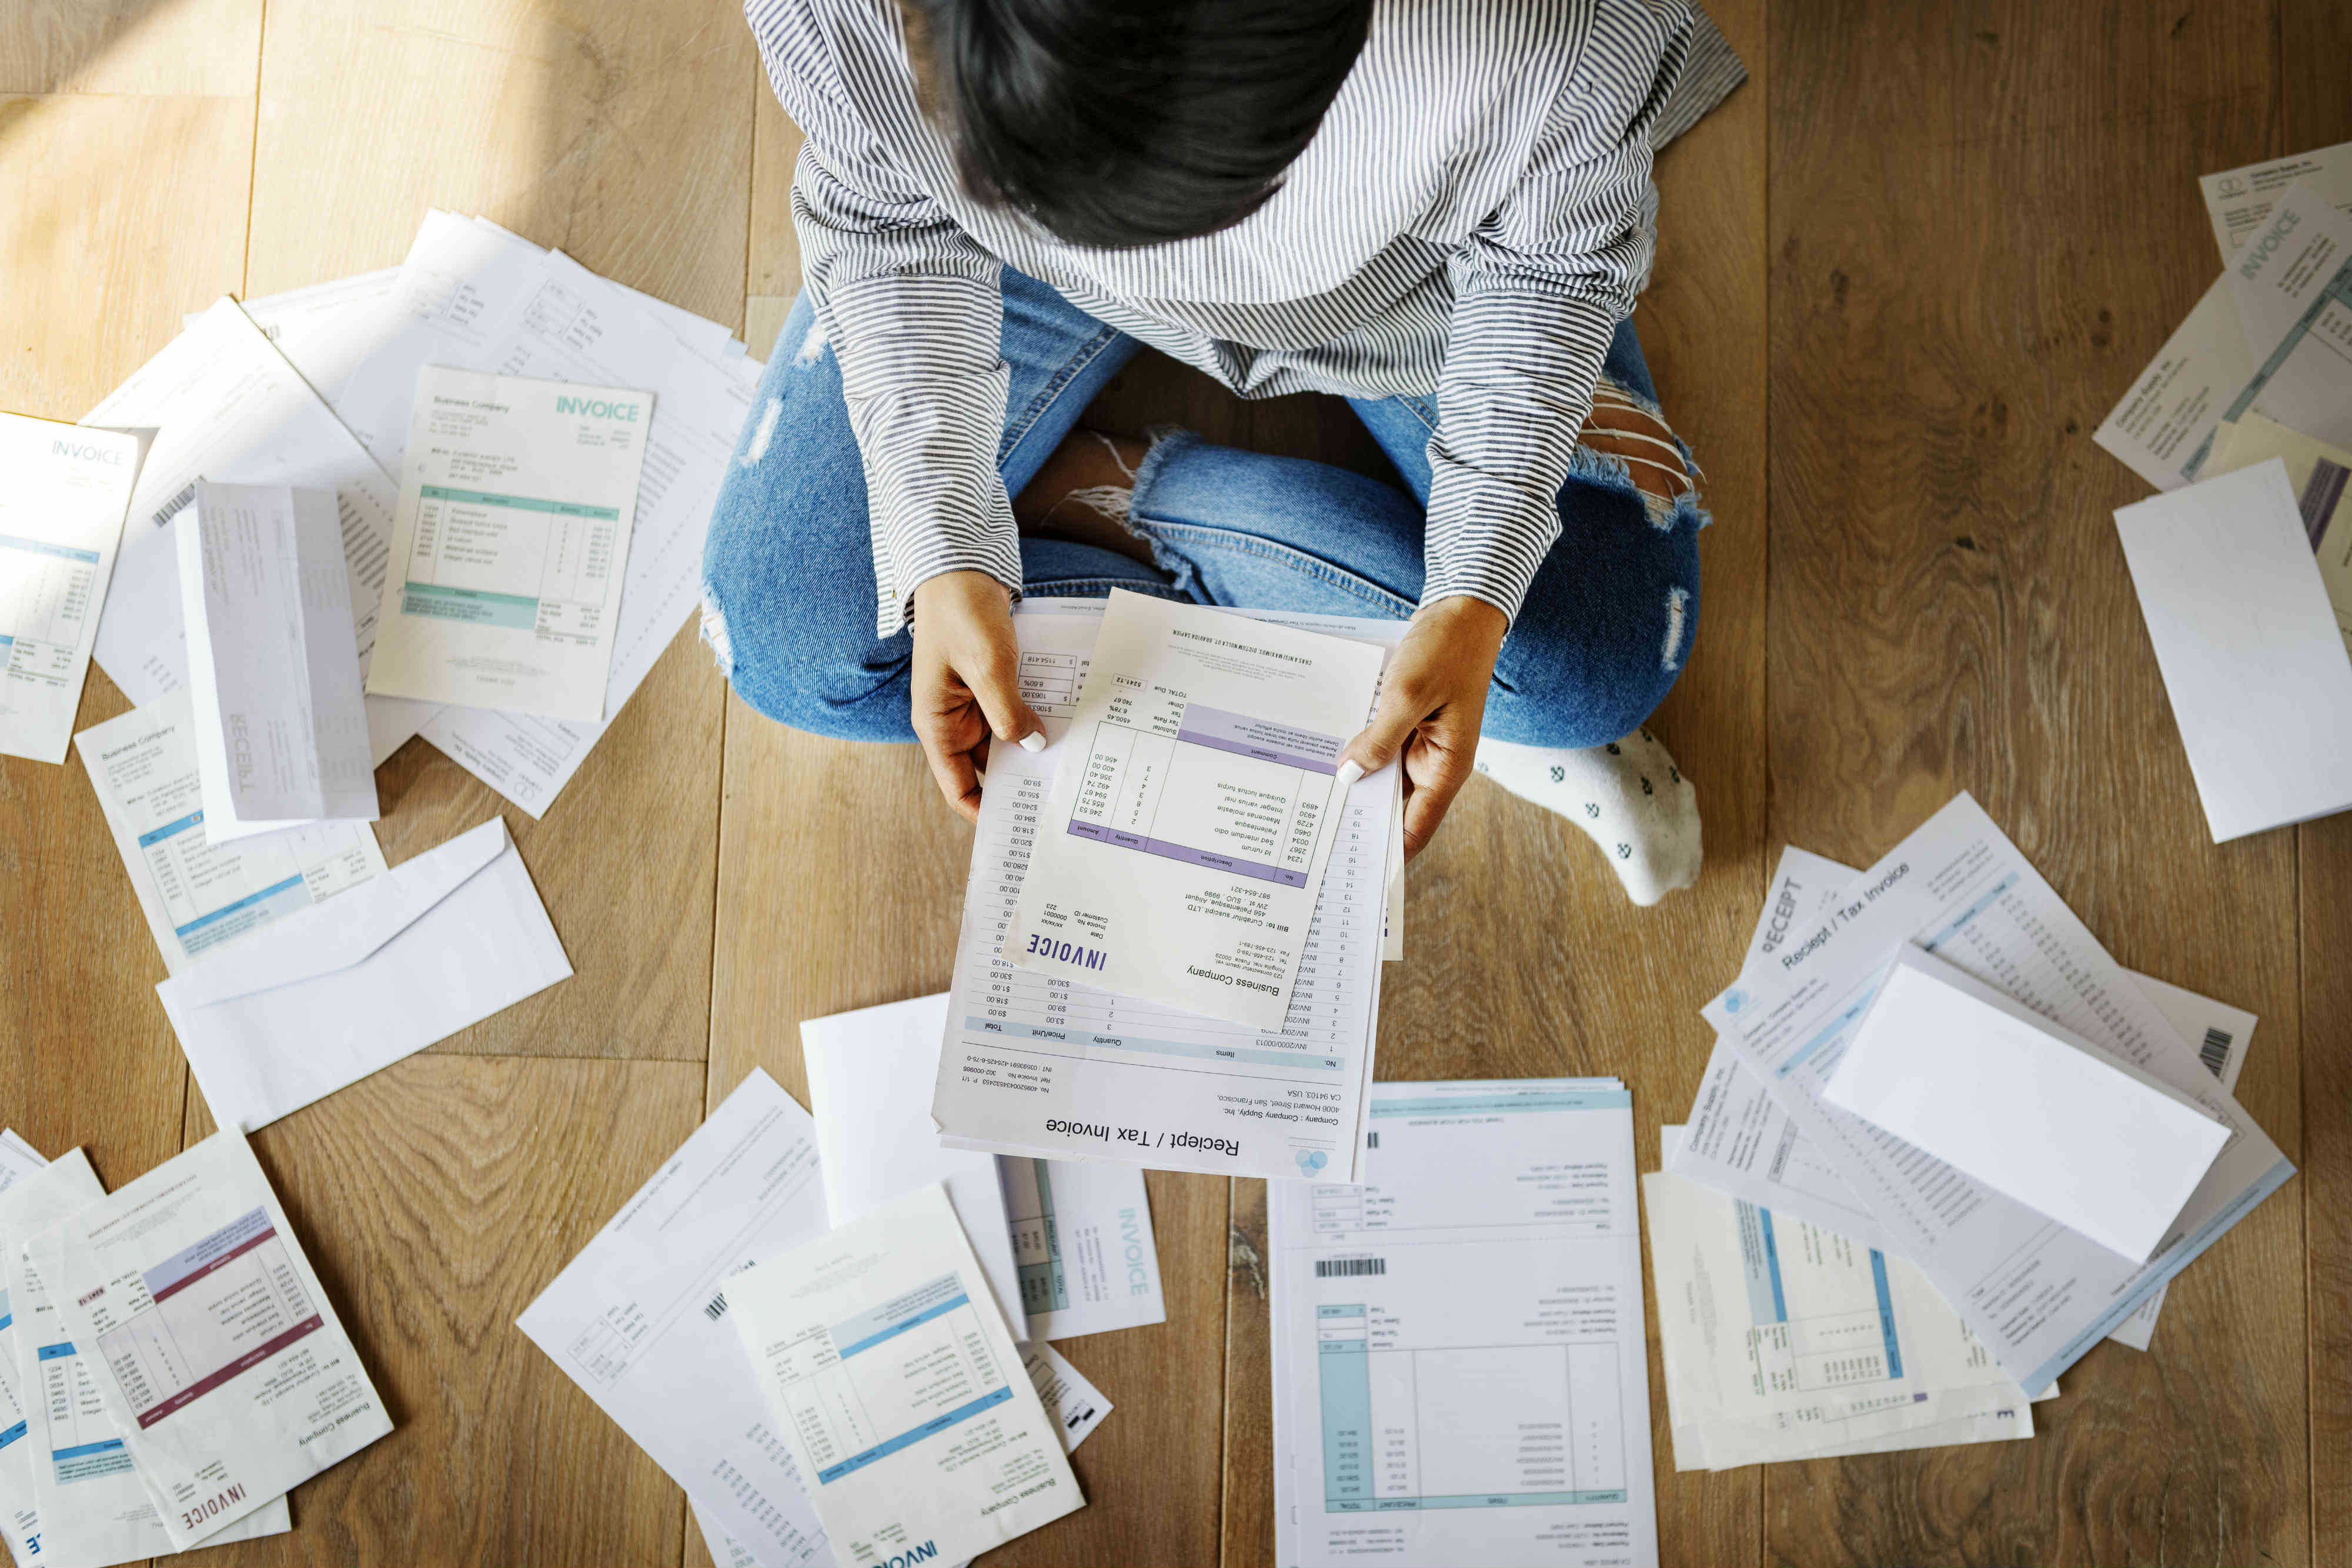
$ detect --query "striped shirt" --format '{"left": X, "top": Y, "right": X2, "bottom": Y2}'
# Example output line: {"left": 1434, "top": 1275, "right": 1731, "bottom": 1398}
{"left": 747, "top": 0, "right": 1695, "bottom": 637}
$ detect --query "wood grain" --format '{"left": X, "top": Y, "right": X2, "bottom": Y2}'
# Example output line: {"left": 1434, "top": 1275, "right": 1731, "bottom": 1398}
{"left": 0, "top": 0, "right": 260, "bottom": 96}
{"left": 0, "top": 19, "right": 258, "bottom": 1195}
{"left": 2282, "top": 3, "right": 2352, "bottom": 1560}
{"left": 1766, "top": 2, "right": 2307, "bottom": 1564}
{"left": 183, "top": 1055, "right": 707, "bottom": 1568}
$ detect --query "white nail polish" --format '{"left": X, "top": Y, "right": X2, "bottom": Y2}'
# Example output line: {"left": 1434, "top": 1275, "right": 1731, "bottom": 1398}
{"left": 1018, "top": 731, "right": 1047, "bottom": 753}
{"left": 1335, "top": 759, "right": 1364, "bottom": 788}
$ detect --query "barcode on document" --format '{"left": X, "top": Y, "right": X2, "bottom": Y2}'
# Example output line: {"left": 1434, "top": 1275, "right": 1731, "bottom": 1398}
{"left": 2199, "top": 1027, "right": 2233, "bottom": 1078}
{"left": 703, "top": 1290, "right": 728, "bottom": 1322}
{"left": 151, "top": 482, "right": 199, "bottom": 531}
{"left": 1365, "top": 1131, "right": 1379, "bottom": 1149}
{"left": 1315, "top": 1258, "right": 1386, "bottom": 1278}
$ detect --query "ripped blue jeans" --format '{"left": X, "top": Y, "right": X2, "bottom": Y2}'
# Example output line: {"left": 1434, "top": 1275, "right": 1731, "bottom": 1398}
{"left": 700, "top": 270, "right": 1703, "bottom": 748}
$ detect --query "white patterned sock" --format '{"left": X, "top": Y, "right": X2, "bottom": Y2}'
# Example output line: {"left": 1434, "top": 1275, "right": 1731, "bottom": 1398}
{"left": 1474, "top": 727, "right": 1702, "bottom": 906}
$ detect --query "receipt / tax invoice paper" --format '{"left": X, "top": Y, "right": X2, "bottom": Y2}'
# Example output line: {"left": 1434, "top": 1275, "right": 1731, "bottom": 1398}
{"left": 1003, "top": 589, "right": 1385, "bottom": 1031}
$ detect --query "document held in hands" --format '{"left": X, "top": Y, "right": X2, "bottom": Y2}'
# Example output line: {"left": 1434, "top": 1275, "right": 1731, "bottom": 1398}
{"left": 156, "top": 815, "right": 571, "bottom": 1129}
{"left": 366, "top": 366, "right": 652, "bottom": 720}
{"left": 728, "top": 1185, "right": 1085, "bottom": 1567}
{"left": 26, "top": 1129, "right": 392, "bottom": 1550}
{"left": 2114, "top": 459, "right": 2352, "bottom": 840}
{"left": 1004, "top": 589, "right": 1385, "bottom": 1030}
{"left": 933, "top": 601, "right": 1399, "bottom": 1184}
{"left": 0, "top": 412, "right": 139, "bottom": 764}
{"left": 1823, "top": 947, "right": 2233, "bottom": 1263}
{"left": 178, "top": 483, "right": 378, "bottom": 841}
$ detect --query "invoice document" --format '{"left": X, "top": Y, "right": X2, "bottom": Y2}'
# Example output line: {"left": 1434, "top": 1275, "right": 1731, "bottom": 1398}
{"left": 2202, "top": 139, "right": 2352, "bottom": 256}
{"left": 2214, "top": 176, "right": 2352, "bottom": 457}
{"left": 2095, "top": 276, "right": 2257, "bottom": 492}
{"left": 1005, "top": 590, "right": 1387, "bottom": 1030}
{"left": 2115, "top": 459, "right": 2352, "bottom": 840}
{"left": 729, "top": 1185, "right": 1085, "bottom": 1567}
{"left": 9, "top": 1152, "right": 291, "bottom": 1566}
{"left": 2211, "top": 412, "right": 2352, "bottom": 653}
{"left": 1269, "top": 1082, "right": 1658, "bottom": 1568}
{"left": 690, "top": 1339, "right": 1112, "bottom": 1568}
{"left": 0, "top": 413, "right": 139, "bottom": 764}
{"left": 934, "top": 601, "right": 1401, "bottom": 1184}
{"left": 75, "top": 692, "right": 387, "bottom": 977}
{"left": 178, "top": 483, "right": 377, "bottom": 840}
{"left": 83, "top": 298, "right": 430, "bottom": 765}
{"left": 1644, "top": 1153, "right": 2033, "bottom": 1472}
{"left": 1699, "top": 794, "right": 2296, "bottom": 1395}
{"left": 1823, "top": 947, "right": 2231, "bottom": 1262}
{"left": 28, "top": 1130, "right": 392, "bottom": 1549}
{"left": 998, "top": 1156, "right": 1165, "bottom": 1341}
{"left": 366, "top": 366, "right": 651, "bottom": 720}
{"left": 517, "top": 1069, "right": 832, "bottom": 1568}
{"left": 1670, "top": 844, "right": 2254, "bottom": 1353}
{"left": 801, "top": 994, "right": 1028, "bottom": 1340}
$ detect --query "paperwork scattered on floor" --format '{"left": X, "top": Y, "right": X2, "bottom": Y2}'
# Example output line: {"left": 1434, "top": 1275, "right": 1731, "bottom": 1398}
{"left": 179, "top": 482, "right": 379, "bottom": 840}
{"left": 1696, "top": 794, "right": 2293, "bottom": 1398}
{"left": 2113, "top": 459, "right": 2352, "bottom": 840}
{"left": 932, "top": 600, "right": 1404, "bottom": 1184}
{"left": 76, "top": 691, "right": 387, "bottom": 977}
{"left": 2102, "top": 155, "right": 2352, "bottom": 499}
{"left": 519, "top": 1067, "right": 1121, "bottom": 1568}
{"left": 4, "top": 1144, "right": 295, "bottom": 1566}
{"left": 155, "top": 816, "right": 571, "bottom": 1131}
{"left": 0, "top": 413, "right": 138, "bottom": 764}
{"left": 726, "top": 1183, "right": 1086, "bottom": 1566}
{"left": 94, "top": 210, "right": 757, "bottom": 812}
{"left": 1270, "top": 1081, "right": 1657, "bottom": 1568}
{"left": 26, "top": 1130, "right": 392, "bottom": 1550}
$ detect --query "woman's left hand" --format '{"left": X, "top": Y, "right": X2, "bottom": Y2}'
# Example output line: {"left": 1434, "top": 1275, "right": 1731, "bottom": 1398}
{"left": 1338, "top": 594, "right": 1509, "bottom": 859}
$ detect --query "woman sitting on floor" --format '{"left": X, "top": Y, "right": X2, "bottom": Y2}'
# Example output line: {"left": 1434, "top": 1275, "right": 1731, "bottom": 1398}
{"left": 703, "top": 0, "right": 1709, "bottom": 902}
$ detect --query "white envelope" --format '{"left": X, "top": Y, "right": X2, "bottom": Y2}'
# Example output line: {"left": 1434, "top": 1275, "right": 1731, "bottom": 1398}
{"left": 157, "top": 816, "right": 572, "bottom": 1129}
{"left": 2115, "top": 459, "right": 2352, "bottom": 840}
{"left": 800, "top": 993, "right": 1029, "bottom": 1341}
{"left": 1823, "top": 945, "right": 2233, "bottom": 1263}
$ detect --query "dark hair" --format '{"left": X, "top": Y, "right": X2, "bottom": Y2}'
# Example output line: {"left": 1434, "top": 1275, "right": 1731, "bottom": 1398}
{"left": 904, "top": 0, "right": 1374, "bottom": 250}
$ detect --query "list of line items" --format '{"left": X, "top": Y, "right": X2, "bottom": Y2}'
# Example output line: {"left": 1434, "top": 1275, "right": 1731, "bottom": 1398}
{"left": 967, "top": 760, "right": 1372, "bottom": 1074}
{"left": 1067, "top": 680, "right": 1343, "bottom": 890}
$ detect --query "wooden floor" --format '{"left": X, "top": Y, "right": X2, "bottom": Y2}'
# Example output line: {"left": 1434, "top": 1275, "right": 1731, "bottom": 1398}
{"left": 3, "top": 1, "right": 2347, "bottom": 1563}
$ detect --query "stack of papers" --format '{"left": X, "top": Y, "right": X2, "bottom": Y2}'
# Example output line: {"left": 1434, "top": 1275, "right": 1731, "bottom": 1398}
{"left": 803, "top": 994, "right": 1169, "bottom": 1345}
{"left": 2094, "top": 147, "right": 2352, "bottom": 833}
{"left": 1269, "top": 1081, "right": 1658, "bottom": 1568}
{"left": 930, "top": 597, "right": 1407, "bottom": 1184}
{"left": 520, "top": 1068, "right": 1119, "bottom": 1568}
{"left": 84, "top": 208, "right": 759, "bottom": 815}
{"left": 1, "top": 1129, "right": 394, "bottom": 1566}
{"left": 1654, "top": 791, "right": 2291, "bottom": 1458}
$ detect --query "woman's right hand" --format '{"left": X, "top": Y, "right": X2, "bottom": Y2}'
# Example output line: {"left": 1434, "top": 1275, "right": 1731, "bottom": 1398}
{"left": 910, "top": 570, "right": 1045, "bottom": 821}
